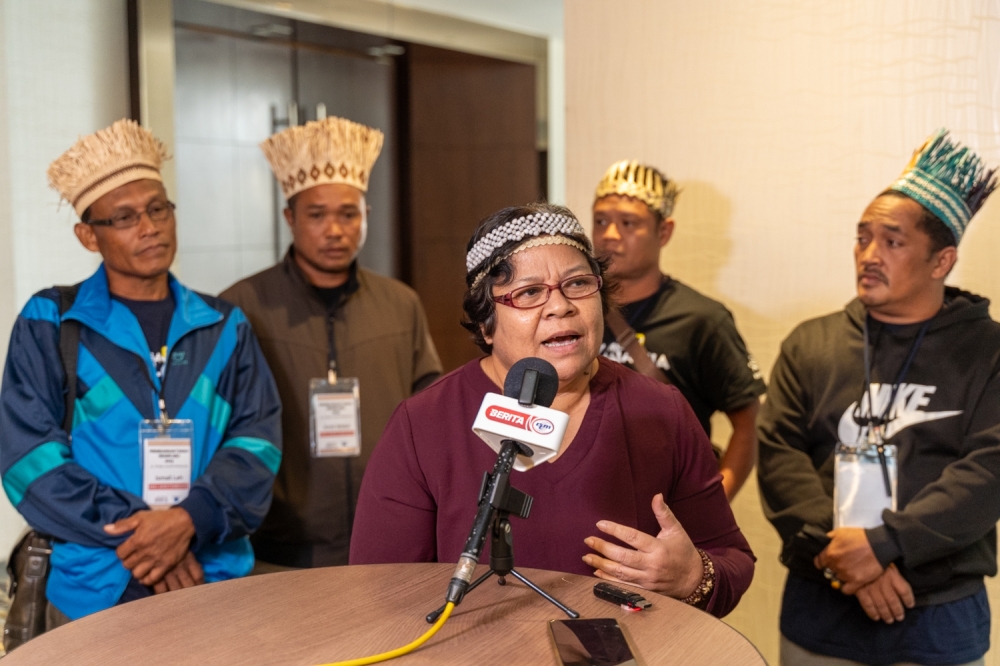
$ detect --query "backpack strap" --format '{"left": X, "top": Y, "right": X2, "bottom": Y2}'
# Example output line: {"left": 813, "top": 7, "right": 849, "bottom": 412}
{"left": 55, "top": 285, "right": 81, "bottom": 435}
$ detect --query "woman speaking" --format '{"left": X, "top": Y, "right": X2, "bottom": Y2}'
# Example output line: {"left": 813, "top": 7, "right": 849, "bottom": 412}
{"left": 349, "top": 203, "right": 754, "bottom": 617}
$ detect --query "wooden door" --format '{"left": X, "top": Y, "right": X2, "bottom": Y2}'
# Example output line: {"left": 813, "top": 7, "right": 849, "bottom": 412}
{"left": 399, "top": 43, "right": 539, "bottom": 372}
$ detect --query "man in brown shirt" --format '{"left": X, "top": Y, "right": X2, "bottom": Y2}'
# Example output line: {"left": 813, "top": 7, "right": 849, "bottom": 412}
{"left": 221, "top": 116, "right": 441, "bottom": 569}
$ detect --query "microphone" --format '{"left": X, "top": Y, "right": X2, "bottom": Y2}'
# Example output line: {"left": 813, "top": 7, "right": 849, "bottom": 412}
{"left": 470, "top": 358, "right": 567, "bottom": 471}
{"left": 445, "top": 358, "right": 565, "bottom": 606}
{"left": 503, "top": 357, "right": 559, "bottom": 408}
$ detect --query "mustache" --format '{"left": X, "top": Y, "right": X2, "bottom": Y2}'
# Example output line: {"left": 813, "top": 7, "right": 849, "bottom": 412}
{"left": 858, "top": 268, "right": 888, "bottom": 285}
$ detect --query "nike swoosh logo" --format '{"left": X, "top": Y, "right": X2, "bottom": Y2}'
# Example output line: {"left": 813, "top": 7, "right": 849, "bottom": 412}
{"left": 838, "top": 400, "right": 962, "bottom": 443}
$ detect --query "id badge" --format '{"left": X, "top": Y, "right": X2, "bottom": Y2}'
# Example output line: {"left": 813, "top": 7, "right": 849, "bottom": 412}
{"left": 139, "top": 419, "right": 194, "bottom": 508}
{"left": 834, "top": 441, "right": 897, "bottom": 529}
{"left": 309, "top": 377, "right": 361, "bottom": 457}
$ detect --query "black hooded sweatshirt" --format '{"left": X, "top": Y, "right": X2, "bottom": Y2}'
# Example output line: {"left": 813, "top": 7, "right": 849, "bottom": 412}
{"left": 759, "top": 287, "right": 1000, "bottom": 607}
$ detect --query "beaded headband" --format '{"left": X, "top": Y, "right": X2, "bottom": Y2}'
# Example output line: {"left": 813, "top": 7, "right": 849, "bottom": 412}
{"left": 470, "top": 236, "right": 589, "bottom": 289}
{"left": 466, "top": 212, "right": 587, "bottom": 287}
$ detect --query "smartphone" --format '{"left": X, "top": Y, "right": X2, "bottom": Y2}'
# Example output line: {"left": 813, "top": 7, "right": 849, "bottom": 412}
{"left": 549, "top": 618, "right": 640, "bottom": 666}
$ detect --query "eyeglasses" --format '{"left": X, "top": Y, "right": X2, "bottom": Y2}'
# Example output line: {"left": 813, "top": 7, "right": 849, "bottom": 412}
{"left": 493, "top": 274, "right": 603, "bottom": 309}
{"left": 86, "top": 200, "right": 176, "bottom": 230}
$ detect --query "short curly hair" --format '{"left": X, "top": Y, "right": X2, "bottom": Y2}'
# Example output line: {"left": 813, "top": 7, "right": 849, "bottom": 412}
{"left": 461, "top": 202, "right": 614, "bottom": 354}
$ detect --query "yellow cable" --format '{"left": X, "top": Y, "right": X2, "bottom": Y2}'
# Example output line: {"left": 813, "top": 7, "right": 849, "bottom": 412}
{"left": 318, "top": 601, "right": 456, "bottom": 666}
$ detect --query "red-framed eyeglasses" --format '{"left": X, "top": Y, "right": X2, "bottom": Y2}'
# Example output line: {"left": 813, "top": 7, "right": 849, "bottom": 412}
{"left": 493, "top": 274, "right": 602, "bottom": 309}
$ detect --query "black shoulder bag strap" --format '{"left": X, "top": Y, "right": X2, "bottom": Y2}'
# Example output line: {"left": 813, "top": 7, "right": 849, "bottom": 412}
{"left": 605, "top": 307, "right": 671, "bottom": 385}
{"left": 56, "top": 284, "right": 81, "bottom": 433}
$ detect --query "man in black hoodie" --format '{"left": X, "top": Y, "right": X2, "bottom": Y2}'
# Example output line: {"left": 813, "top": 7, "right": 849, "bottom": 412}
{"left": 758, "top": 130, "right": 999, "bottom": 666}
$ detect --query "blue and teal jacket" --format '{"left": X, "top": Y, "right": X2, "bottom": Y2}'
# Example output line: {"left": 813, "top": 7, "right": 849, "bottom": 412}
{"left": 0, "top": 266, "right": 282, "bottom": 619}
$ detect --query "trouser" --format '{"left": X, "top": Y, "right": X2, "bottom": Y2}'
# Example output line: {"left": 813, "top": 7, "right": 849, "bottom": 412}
{"left": 780, "top": 635, "right": 985, "bottom": 666}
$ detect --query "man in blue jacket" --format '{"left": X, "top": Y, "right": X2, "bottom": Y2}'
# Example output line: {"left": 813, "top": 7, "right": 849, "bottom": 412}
{"left": 0, "top": 119, "right": 282, "bottom": 625}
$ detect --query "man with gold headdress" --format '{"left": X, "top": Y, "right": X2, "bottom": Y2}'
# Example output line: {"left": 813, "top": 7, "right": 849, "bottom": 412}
{"left": 0, "top": 120, "right": 281, "bottom": 641}
{"left": 221, "top": 116, "right": 441, "bottom": 570}
{"left": 758, "top": 130, "right": 999, "bottom": 665}
{"left": 593, "top": 161, "right": 766, "bottom": 500}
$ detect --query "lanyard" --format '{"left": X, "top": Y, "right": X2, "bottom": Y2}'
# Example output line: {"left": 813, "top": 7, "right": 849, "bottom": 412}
{"left": 852, "top": 314, "right": 930, "bottom": 495}
{"left": 321, "top": 297, "right": 357, "bottom": 533}
{"left": 136, "top": 354, "right": 171, "bottom": 423}
{"left": 319, "top": 289, "right": 351, "bottom": 384}
{"left": 325, "top": 313, "right": 338, "bottom": 383}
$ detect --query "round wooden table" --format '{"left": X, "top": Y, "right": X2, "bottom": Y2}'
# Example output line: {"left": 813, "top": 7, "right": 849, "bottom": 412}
{"left": 3, "top": 563, "right": 764, "bottom": 665}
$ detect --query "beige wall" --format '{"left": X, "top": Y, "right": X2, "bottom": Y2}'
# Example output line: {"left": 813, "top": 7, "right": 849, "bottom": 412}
{"left": 565, "top": 1, "right": 1000, "bottom": 663}
{"left": 0, "top": 0, "right": 129, "bottom": 555}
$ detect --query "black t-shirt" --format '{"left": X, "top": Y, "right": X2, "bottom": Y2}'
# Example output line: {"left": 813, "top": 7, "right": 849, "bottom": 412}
{"left": 112, "top": 292, "right": 175, "bottom": 380}
{"left": 600, "top": 276, "right": 765, "bottom": 434}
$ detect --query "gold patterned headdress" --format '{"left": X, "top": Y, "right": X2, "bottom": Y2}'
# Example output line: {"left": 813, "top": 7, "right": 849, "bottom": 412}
{"left": 594, "top": 160, "right": 679, "bottom": 218}
{"left": 261, "top": 116, "right": 384, "bottom": 199}
{"left": 47, "top": 119, "right": 169, "bottom": 217}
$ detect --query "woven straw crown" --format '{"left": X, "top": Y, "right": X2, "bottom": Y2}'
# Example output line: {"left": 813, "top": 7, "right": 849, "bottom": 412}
{"left": 47, "top": 119, "right": 169, "bottom": 216}
{"left": 594, "top": 160, "right": 679, "bottom": 218}
{"left": 261, "top": 116, "right": 384, "bottom": 199}
{"left": 888, "top": 129, "right": 998, "bottom": 243}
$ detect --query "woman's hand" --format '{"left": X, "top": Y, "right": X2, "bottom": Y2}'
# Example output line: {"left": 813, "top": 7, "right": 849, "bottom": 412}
{"left": 582, "top": 493, "right": 704, "bottom": 598}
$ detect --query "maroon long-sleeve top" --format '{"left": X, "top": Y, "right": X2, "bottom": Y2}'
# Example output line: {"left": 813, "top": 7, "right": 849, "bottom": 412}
{"left": 350, "top": 357, "right": 755, "bottom": 617}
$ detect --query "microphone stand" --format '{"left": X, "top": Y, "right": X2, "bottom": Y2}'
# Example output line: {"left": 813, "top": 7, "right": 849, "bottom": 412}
{"left": 426, "top": 438, "right": 579, "bottom": 623}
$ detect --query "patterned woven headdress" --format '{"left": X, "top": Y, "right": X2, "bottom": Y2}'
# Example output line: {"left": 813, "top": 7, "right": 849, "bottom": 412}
{"left": 261, "top": 116, "right": 384, "bottom": 199}
{"left": 594, "top": 160, "right": 680, "bottom": 218}
{"left": 47, "top": 119, "right": 169, "bottom": 217}
{"left": 888, "top": 129, "right": 997, "bottom": 243}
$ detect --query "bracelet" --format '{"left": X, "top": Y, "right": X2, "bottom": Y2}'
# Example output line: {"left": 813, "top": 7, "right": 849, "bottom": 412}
{"left": 680, "top": 549, "right": 715, "bottom": 608}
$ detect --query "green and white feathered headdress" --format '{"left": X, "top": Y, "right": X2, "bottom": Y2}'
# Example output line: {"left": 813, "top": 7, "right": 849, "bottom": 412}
{"left": 888, "top": 129, "right": 997, "bottom": 243}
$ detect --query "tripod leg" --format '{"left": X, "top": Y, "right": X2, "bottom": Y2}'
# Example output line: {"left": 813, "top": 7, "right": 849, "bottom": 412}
{"left": 425, "top": 570, "right": 496, "bottom": 623}
{"left": 508, "top": 569, "right": 580, "bottom": 619}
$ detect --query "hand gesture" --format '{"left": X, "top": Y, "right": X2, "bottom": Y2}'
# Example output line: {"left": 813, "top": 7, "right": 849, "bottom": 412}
{"left": 104, "top": 508, "right": 196, "bottom": 586}
{"left": 582, "top": 493, "right": 704, "bottom": 599}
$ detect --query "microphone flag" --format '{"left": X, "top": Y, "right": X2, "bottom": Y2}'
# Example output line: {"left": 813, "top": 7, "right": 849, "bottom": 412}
{"left": 472, "top": 356, "right": 567, "bottom": 471}
{"left": 471, "top": 397, "right": 568, "bottom": 471}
